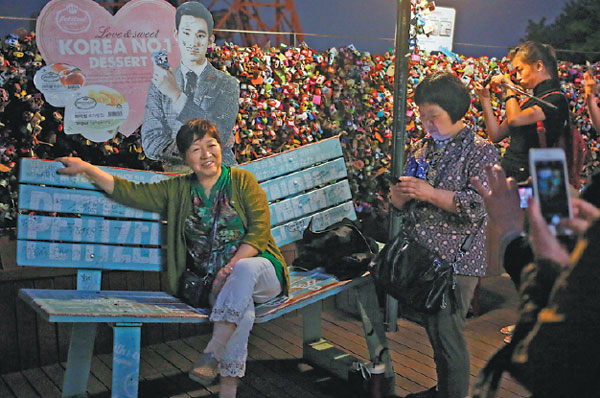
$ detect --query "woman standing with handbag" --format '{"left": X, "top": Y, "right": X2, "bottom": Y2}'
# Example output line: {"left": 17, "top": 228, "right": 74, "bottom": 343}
{"left": 57, "top": 119, "right": 288, "bottom": 398}
{"left": 389, "top": 72, "right": 498, "bottom": 398}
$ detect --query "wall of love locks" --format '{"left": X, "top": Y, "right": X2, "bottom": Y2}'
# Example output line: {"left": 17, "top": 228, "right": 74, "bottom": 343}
{"left": 0, "top": 31, "right": 599, "bottom": 234}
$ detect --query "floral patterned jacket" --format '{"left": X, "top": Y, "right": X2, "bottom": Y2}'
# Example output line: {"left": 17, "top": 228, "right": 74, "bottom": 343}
{"left": 401, "top": 126, "right": 499, "bottom": 276}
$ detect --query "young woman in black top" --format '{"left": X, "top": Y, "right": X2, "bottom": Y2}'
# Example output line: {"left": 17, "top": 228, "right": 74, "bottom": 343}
{"left": 476, "top": 41, "right": 570, "bottom": 183}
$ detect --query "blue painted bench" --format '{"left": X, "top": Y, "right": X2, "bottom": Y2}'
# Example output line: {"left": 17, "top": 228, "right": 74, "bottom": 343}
{"left": 16, "top": 137, "right": 394, "bottom": 398}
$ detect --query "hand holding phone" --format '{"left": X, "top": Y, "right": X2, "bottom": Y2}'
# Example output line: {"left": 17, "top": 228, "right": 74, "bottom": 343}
{"left": 529, "top": 148, "right": 573, "bottom": 235}
{"left": 152, "top": 49, "right": 169, "bottom": 70}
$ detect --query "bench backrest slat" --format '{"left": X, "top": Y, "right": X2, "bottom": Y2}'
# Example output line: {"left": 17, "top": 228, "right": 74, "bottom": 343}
{"left": 258, "top": 158, "right": 348, "bottom": 202}
{"left": 237, "top": 136, "right": 343, "bottom": 181}
{"left": 238, "top": 137, "right": 357, "bottom": 247}
{"left": 270, "top": 201, "right": 356, "bottom": 247}
{"left": 268, "top": 180, "right": 352, "bottom": 226}
{"left": 17, "top": 240, "right": 162, "bottom": 271}
{"left": 20, "top": 158, "right": 172, "bottom": 189}
{"left": 17, "top": 215, "right": 161, "bottom": 245}
{"left": 19, "top": 185, "right": 160, "bottom": 220}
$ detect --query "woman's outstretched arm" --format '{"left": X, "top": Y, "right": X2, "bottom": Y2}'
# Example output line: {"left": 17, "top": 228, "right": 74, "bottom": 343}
{"left": 56, "top": 157, "right": 115, "bottom": 194}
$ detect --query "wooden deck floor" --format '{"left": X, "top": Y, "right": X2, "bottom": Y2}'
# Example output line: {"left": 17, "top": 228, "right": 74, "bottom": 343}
{"left": 0, "top": 275, "right": 530, "bottom": 398}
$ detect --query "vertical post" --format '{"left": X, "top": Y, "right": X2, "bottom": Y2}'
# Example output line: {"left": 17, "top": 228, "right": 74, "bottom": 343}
{"left": 354, "top": 281, "right": 395, "bottom": 394}
{"left": 302, "top": 302, "right": 322, "bottom": 346}
{"left": 386, "top": 0, "right": 412, "bottom": 332}
{"left": 62, "top": 270, "right": 102, "bottom": 396}
{"left": 112, "top": 323, "right": 142, "bottom": 398}
{"left": 62, "top": 323, "right": 98, "bottom": 397}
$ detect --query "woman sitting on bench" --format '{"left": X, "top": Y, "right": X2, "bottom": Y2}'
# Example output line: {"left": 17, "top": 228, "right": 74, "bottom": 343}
{"left": 57, "top": 118, "right": 289, "bottom": 398}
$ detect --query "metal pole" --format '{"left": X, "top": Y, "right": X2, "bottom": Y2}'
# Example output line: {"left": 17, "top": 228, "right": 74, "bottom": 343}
{"left": 385, "top": 0, "right": 411, "bottom": 332}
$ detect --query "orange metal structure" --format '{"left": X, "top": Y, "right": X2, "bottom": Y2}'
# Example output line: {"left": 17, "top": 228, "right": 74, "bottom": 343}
{"left": 96, "top": 0, "right": 303, "bottom": 47}
{"left": 205, "top": 0, "right": 303, "bottom": 46}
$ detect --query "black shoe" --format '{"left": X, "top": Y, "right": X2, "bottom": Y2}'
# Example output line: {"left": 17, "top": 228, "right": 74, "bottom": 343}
{"left": 405, "top": 386, "right": 437, "bottom": 398}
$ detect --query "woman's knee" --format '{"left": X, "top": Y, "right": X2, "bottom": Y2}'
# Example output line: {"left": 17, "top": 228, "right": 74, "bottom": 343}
{"left": 230, "top": 258, "right": 260, "bottom": 279}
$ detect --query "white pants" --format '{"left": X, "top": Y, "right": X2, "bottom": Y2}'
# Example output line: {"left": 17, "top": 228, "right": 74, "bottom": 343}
{"left": 209, "top": 257, "right": 282, "bottom": 377}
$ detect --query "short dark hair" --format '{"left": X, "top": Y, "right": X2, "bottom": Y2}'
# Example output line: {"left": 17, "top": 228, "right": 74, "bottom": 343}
{"left": 508, "top": 41, "right": 558, "bottom": 81}
{"left": 413, "top": 71, "right": 471, "bottom": 123}
{"left": 175, "top": 1, "right": 214, "bottom": 35}
{"left": 176, "top": 118, "right": 221, "bottom": 157}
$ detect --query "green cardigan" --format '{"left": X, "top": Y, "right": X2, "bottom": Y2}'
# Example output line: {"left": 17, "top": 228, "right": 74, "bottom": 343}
{"left": 110, "top": 167, "right": 289, "bottom": 295}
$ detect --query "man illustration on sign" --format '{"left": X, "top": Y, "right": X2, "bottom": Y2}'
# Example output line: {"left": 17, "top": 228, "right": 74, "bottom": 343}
{"left": 142, "top": 1, "right": 240, "bottom": 167}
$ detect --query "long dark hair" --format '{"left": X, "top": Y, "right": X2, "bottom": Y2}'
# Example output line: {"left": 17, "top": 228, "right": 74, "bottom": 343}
{"left": 508, "top": 41, "right": 558, "bottom": 81}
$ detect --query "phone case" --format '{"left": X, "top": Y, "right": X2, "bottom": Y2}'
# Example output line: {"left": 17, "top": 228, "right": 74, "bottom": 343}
{"left": 152, "top": 50, "right": 169, "bottom": 70}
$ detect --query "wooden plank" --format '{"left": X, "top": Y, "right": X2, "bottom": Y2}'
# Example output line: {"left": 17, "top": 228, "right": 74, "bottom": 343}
{"left": 248, "top": 326, "right": 345, "bottom": 398}
{"left": 271, "top": 201, "right": 356, "bottom": 247}
{"left": 0, "top": 375, "right": 15, "bottom": 398}
{"left": 137, "top": 346, "right": 203, "bottom": 397}
{"left": 244, "top": 332, "right": 353, "bottom": 398}
{"left": 90, "top": 356, "right": 114, "bottom": 391}
{"left": 259, "top": 158, "right": 348, "bottom": 202}
{"left": 22, "top": 368, "right": 61, "bottom": 398}
{"left": 2, "top": 372, "right": 39, "bottom": 398}
{"left": 0, "top": 268, "right": 77, "bottom": 282}
{"left": 0, "top": 281, "right": 20, "bottom": 374}
{"left": 269, "top": 180, "right": 352, "bottom": 226}
{"left": 41, "top": 358, "right": 105, "bottom": 396}
{"left": 18, "top": 289, "right": 210, "bottom": 323}
{"left": 16, "top": 240, "right": 162, "bottom": 271}
{"left": 108, "top": 270, "right": 129, "bottom": 292}
{"left": 237, "top": 137, "right": 343, "bottom": 181}
{"left": 20, "top": 158, "right": 172, "bottom": 189}
{"left": 18, "top": 215, "right": 161, "bottom": 245}
{"left": 150, "top": 342, "right": 213, "bottom": 396}
{"left": 185, "top": 336, "right": 283, "bottom": 398}
{"left": 18, "top": 185, "right": 160, "bottom": 220}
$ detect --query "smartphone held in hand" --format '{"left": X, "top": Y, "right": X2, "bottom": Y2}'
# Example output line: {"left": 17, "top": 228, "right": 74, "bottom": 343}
{"left": 517, "top": 183, "right": 533, "bottom": 209}
{"left": 529, "top": 148, "right": 573, "bottom": 235}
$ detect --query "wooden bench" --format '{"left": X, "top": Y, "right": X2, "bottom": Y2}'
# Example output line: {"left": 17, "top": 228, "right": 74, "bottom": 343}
{"left": 16, "top": 137, "right": 394, "bottom": 398}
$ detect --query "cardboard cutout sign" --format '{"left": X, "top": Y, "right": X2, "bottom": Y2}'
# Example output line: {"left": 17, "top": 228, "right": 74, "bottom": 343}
{"left": 35, "top": 0, "right": 180, "bottom": 141}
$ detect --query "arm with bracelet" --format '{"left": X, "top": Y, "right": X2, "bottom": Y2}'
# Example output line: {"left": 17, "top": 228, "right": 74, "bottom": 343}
{"left": 475, "top": 75, "right": 511, "bottom": 143}
{"left": 490, "top": 74, "right": 547, "bottom": 127}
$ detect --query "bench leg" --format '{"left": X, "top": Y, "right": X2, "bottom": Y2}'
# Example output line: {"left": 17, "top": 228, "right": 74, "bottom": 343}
{"left": 111, "top": 323, "right": 142, "bottom": 398}
{"left": 302, "top": 302, "right": 322, "bottom": 345}
{"left": 354, "top": 280, "right": 395, "bottom": 394}
{"left": 62, "top": 323, "right": 98, "bottom": 398}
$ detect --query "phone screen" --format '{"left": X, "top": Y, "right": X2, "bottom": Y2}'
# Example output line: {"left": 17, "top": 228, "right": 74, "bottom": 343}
{"left": 518, "top": 186, "right": 533, "bottom": 209}
{"left": 534, "top": 160, "right": 570, "bottom": 226}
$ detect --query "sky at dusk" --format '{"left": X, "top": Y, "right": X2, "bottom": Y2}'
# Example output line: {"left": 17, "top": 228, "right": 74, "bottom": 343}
{"left": 1, "top": 0, "right": 572, "bottom": 58}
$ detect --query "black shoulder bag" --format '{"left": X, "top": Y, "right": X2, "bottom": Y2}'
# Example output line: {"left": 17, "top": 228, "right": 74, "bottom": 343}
{"left": 178, "top": 171, "right": 228, "bottom": 308}
{"left": 370, "top": 212, "right": 480, "bottom": 314}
